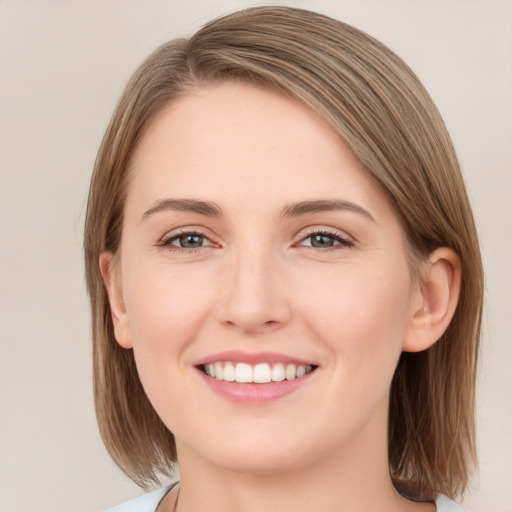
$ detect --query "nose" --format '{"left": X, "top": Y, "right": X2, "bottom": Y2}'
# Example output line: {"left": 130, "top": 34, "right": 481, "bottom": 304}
{"left": 216, "top": 245, "right": 291, "bottom": 334}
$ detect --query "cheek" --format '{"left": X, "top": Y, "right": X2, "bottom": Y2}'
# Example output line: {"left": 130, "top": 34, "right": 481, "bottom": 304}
{"left": 120, "top": 263, "right": 215, "bottom": 428}
{"left": 297, "top": 261, "right": 412, "bottom": 364}
{"left": 122, "top": 262, "right": 214, "bottom": 362}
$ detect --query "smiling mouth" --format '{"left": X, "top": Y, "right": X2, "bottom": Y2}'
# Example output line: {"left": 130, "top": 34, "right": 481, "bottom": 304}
{"left": 200, "top": 362, "right": 317, "bottom": 383}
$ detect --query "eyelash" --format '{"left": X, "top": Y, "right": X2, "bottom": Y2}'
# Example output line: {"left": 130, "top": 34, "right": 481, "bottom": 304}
{"left": 159, "top": 228, "right": 353, "bottom": 253}
{"left": 159, "top": 229, "right": 211, "bottom": 253}
{"left": 295, "top": 229, "right": 354, "bottom": 251}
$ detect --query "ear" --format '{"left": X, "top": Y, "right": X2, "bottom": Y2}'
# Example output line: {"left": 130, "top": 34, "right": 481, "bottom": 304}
{"left": 99, "top": 252, "right": 133, "bottom": 349}
{"left": 402, "top": 247, "right": 461, "bottom": 353}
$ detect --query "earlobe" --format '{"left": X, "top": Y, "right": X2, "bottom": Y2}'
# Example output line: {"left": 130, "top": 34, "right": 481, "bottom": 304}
{"left": 402, "top": 248, "right": 461, "bottom": 353}
{"left": 99, "top": 252, "right": 133, "bottom": 349}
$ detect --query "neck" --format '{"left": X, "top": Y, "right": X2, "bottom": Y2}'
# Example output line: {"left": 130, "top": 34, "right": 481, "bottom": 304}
{"left": 177, "top": 456, "right": 400, "bottom": 512}
{"left": 170, "top": 409, "right": 432, "bottom": 512}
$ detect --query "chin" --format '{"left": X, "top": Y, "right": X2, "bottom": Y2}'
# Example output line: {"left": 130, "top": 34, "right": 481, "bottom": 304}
{"left": 213, "top": 450, "right": 309, "bottom": 476}
{"left": 192, "top": 431, "right": 320, "bottom": 476}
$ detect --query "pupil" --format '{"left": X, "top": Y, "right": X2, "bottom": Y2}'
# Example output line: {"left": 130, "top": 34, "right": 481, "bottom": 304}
{"left": 180, "top": 234, "right": 203, "bottom": 248}
{"left": 311, "top": 234, "right": 334, "bottom": 248}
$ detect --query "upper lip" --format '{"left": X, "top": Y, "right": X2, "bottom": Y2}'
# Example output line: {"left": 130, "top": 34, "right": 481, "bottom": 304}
{"left": 194, "top": 350, "right": 317, "bottom": 367}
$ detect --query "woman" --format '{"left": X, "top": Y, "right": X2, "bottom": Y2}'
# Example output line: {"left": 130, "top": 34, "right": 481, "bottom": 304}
{"left": 84, "top": 6, "right": 483, "bottom": 511}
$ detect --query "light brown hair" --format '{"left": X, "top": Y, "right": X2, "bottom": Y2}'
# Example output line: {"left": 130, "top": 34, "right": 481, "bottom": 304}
{"left": 84, "top": 6, "right": 483, "bottom": 500}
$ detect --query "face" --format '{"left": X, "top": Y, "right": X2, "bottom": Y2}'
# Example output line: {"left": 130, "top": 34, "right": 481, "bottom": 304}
{"left": 107, "top": 82, "right": 423, "bottom": 475}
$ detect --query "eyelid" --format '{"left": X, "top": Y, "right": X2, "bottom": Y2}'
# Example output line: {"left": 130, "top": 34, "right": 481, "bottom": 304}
{"left": 157, "top": 225, "right": 353, "bottom": 252}
{"left": 294, "top": 227, "right": 354, "bottom": 248}
{"left": 159, "top": 227, "right": 219, "bottom": 250}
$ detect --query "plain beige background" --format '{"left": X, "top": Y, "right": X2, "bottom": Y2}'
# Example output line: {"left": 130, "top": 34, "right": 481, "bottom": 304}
{"left": 1, "top": 1, "right": 511, "bottom": 511}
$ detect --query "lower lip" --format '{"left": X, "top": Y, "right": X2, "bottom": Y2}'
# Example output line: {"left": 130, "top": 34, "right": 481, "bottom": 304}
{"left": 196, "top": 368, "right": 315, "bottom": 404}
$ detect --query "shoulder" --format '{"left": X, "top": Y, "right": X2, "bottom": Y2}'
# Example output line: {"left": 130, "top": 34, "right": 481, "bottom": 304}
{"left": 435, "top": 494, "right": 468, "bottom": 512}
{"left": 102, "top": 485, "right": 174, "bottom": 512}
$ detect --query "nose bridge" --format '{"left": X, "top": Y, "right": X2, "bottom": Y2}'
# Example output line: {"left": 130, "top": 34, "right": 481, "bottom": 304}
{"left": 217, "top": 239, "right": 290, "bottom": 333}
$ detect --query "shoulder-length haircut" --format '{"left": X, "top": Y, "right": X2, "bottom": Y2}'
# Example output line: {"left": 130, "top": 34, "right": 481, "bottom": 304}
{"left": 84, "top": 6, "right": 483, "bottom": 500}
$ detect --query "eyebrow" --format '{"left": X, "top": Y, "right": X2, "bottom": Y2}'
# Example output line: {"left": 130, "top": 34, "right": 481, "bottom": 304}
{"left": 281, "top": 200, "right": 375, "bottom": 222}
{"left": 142, "top": 198, "right": 375, "bottom": 223}
{"left": 143, "top": 198, "right": 223, "bottom": 219}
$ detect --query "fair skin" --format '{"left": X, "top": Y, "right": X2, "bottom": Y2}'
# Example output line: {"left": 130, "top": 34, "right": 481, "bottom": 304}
{"left": 101, "top": 82, "right": 460, "bottom": 512}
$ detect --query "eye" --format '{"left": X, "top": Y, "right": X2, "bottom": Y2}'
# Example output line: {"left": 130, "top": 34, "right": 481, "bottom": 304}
{"left": 160, "top": 230, "right": 215, "bottom": 251}
{"left": 298, "top": 230, "right": 353, "bottom": 249}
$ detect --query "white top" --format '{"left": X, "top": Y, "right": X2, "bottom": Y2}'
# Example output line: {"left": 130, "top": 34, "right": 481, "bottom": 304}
{"left": 103, "top": 485, "right": 174, "bottom": 512}
{"left": 102, "top": 485, "right": 468, "bottom": 512}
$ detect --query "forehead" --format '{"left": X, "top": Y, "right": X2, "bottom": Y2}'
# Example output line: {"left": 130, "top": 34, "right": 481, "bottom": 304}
{"left": 126, "top": 81, "right": 389, "bottom": 218}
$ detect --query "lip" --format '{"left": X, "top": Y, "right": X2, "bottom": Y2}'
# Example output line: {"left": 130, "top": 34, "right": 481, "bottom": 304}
{"left": 194, "top": 351, "right": 318, "bottom": 405}
{"left": 196, "top": 368, "right": 316, "bottom": 404}
{"left": 194, "top": 350, "right": 315, "bottom": 367}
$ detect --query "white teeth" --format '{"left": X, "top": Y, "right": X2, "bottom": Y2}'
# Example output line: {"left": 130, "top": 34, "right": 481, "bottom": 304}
{"left": 214, "top": 362, "right": 223, "bottom": 380}
{"left": 285, "top": 364, "right": 296, "bottom": 381}
{"left": 271, "top": 363, "right": 285, "bottom": 382}
{"left": 204, "top": 361, "right": 315, "bottom": 383}
{"left": 253, "top": 363, "right": 272, "bottom": 383}
{"left": 235, "top": 363, "right": 253, "bottom": 383}
{"left": 223, "top": 362, "right": 235, "bottom": 381}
